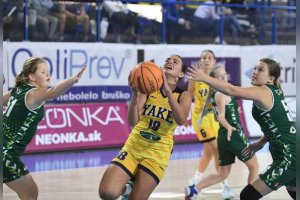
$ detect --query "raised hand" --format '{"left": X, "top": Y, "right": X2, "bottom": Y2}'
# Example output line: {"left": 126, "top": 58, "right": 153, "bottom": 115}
{"left": 128, "top": 70, "right": 138, "bottom": 95}
{"left": 160, "top": 67, "right": 172, "bottom": 94}
{"left": 186, "top": 65, "right": 206, "bottom": 82}
{"left": 74, "top": 65, "right": 87, "bottom": 83}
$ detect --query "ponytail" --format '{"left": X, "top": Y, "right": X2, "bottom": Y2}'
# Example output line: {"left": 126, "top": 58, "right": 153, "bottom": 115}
{"left": 15, "top": 71, "right": 28, "bottom": 87}
{"left": 274, "top": 78, "right": 284, "bottom": 95}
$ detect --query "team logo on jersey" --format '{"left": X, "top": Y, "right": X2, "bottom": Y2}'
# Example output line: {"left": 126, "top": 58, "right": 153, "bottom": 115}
{"left": 140, "top": 131, "right": 161, "bottom": 141}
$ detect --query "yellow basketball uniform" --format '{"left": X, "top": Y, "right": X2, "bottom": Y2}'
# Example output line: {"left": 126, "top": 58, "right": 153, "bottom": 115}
{"left": 191, "top": 81, "right": 219, "bottom": 143}
{"left": 112, "top": 88, "right": 184, "bottom": 183}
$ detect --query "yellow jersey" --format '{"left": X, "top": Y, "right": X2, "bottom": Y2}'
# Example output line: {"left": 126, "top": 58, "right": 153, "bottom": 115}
{"left": 123, "top": 88, "right": 183, "bottom": 166}
{"left": 191, "top": 81, "right": 213, "bottom": 130}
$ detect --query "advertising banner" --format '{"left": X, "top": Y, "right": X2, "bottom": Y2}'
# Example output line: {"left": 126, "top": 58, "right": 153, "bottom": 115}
{"left": 25, "top": 103, "right": 200, "bottom": 153}
{"left": 25, "top": 102, "right": 131, "bottom": 153}
{"left": 3, "top": 42, "right": 137, "bottom": 102}
{"left": 3, "top": 43, "right": 296, "bottom": 142}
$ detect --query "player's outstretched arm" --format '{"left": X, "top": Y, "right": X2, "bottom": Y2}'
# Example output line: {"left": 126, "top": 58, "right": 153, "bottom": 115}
{"left": 28, "top": 65, "right": 87, "bottom": 109}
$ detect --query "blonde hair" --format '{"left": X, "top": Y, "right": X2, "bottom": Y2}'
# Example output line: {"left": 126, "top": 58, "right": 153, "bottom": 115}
{"left": 209, "top": 65, "right": 224, "bottom": 78}
{"left": 15, "top": 57, "right": 46, "bottom": 87}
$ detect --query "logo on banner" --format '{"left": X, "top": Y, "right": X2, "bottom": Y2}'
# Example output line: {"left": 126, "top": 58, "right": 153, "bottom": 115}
{"left": 10, "top": 47, "right": 133, "bottom": 85}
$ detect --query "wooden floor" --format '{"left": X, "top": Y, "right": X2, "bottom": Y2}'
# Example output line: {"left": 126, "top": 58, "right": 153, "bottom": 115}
{"left": 3, "top": 152, "right": 291, "bottom": 200}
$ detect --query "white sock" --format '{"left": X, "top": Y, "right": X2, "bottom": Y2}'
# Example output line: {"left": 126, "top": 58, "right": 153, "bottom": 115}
{"left": 194, "top": 170, "right": 203, "bottom": 179}
{"left": 123, "top": 183, "right": 132, "bottom": 196}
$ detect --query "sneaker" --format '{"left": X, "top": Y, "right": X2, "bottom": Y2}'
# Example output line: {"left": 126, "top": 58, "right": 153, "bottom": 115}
{"left": 222, "top": 185, "right": 235, "bottom": 199}
{"left": 184, "top": 184, "right": 199, "bottom": 200}
{"left": 121, "top": 181, "right": 134, "bottom": 200}
{"left": 214, "top": 36, "right": 227, "bottom": 45}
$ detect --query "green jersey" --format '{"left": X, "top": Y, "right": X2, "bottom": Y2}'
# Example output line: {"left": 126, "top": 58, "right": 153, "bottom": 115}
{"left": 253, "top": 84, "right": 295, "bottom": 189}
{"left": 211, "top": 91, "right": 243, "bottom": 134}
{"left": 3, "top": 84, "right": 45, "bottom": 156}
{"left": 252, "top": 84, "right": 296, "bottom": 162}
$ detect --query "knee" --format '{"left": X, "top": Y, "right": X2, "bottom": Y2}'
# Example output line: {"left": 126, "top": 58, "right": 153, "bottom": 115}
{"left": 84, "top": 14, "right": 89, "bottom": 22}
{"left": 246, "top": 158, "right": 259, "bottom": 173}
{"left": 98, "top": 186, "right": 120, "bottom": 200}
{"left": 59, "top": 14, "right": 67, "bottom": 22}
{"left": 32, "top": 188, "right": 38, "bottom": 200}
{"left": 19, "top": 186, "right": 38, "bottom": 200}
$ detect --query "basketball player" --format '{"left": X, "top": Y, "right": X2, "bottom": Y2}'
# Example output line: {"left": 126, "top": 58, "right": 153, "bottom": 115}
{"left": 98, "top": 55, "right": 192, "bottom": 200}
{"left": 187, "top": 50, "right": 235, "bottom": 199}
{"left": 187, "top": 58, "right": 296, "bottom": 200}
{"left": 3, "top": 57, "right": 86, "bottom": 199}
{"left": 185, "top": 66, "right": 259, "bottom": 199}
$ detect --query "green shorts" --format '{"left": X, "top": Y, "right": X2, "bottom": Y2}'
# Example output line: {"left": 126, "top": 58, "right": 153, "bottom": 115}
{"left": 3, "top": 153, "right": 29, "bottom": 183}
{"left": 217, "top": 130, "right": 252, "bottom": 166}
{"left": 259, "top": 160, "right": 296, "bottom": 190}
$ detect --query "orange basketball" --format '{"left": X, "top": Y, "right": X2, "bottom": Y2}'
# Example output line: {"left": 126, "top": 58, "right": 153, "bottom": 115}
{"left": 131, "top": 61, "right": 163, "bottom": 94}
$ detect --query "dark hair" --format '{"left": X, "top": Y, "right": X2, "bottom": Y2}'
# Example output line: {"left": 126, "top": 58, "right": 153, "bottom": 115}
{"left": 15, "top": 57, "right": 46, "bottom": 87}
{"left": 200, "top": 49, "right": 216, "bottom": 60}
{"left": 259, "top": 58, "right": 281, "bottom": 90}
{"left": 174, "top": 54, "right": 187, "bottom": 73}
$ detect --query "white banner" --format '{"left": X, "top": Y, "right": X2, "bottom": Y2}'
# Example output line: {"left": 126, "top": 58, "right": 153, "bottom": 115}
{"left": 3, "top": 43, "right": 9, "bottom": 93}
{"left": 241, "top": 45, "right": 296, "bottom": 96}
{"left": 3, "top": 42, "right": 138, "bottom": 90}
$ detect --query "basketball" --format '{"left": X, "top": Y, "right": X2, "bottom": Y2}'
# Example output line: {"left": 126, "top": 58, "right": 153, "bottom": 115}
{"left": 131, "top": 61, "right": 163, "bottom": 94}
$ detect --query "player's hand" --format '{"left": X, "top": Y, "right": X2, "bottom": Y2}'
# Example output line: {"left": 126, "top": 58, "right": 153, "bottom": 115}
{"left": 74, "top": 64, "right": 87, "bottom": 83}
{"left": 241, "top": 142, "right": 263, "bottom": 157}
{"left": 226, "top": 126, "right": 236, "bottom": 141}
{"left": 160, "top": 67, "right": 172, "bottom": 95}
{"left": 128, "top": 70, "right": 138, "bottom": 95}
{"left": 186, "top": 65, "right": 206, "bottom": 82}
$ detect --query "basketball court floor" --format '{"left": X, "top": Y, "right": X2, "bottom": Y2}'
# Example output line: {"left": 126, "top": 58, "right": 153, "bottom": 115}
{"left": 3, "top": 142, "right": 291, "bottom": 200}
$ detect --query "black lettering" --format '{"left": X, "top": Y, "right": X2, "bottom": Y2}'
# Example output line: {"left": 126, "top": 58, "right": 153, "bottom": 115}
{"left": 156, "top": 107, "right": 167, "bottom": 120}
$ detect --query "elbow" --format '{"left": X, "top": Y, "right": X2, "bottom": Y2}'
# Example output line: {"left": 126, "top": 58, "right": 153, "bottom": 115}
{"left": 175, "top": 117, "right": 187, "bottom": 126}
{"left": 128, "top": 117, "right": 139, "bottom": 127}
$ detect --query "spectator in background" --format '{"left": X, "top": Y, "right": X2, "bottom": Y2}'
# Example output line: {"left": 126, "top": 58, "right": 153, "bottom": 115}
{"left": 103, "top": 0, "right": 141, "bottom": 43}
{"left": 192, "top": 0, "right": 222, "bottom": 43}
{"left": 32, "top": 0, "right": 58, "bottom": 40}
{"left": 179, "top": 0, "right": 203, "bottom": 21}
{"left": 193, "top": 0, "right": 244, "bottom": 44}
{"left": 223, "top": 0, "right": 259, "bottom": 44}
{"left": 165, "top": 0, "right": 191, "bottom": 43}
{"left": 58, "top": 3, "right": 90, "bottom": 42}
{"left": 4, "top": 0, "right": 37, "bottom": 41}
{"left": 217, "top": 0, "right": 245, "bottom": 44}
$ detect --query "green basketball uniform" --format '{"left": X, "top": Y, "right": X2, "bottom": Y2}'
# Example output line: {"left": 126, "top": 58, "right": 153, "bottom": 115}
{"left": 211, "top": 91, "right": 252, "bottom": 166}
{"left": 3, "top": 84, "right": 44, "bottom": 183}
{"left": 252, "top": 84, "right": 296, "bottom": 190}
